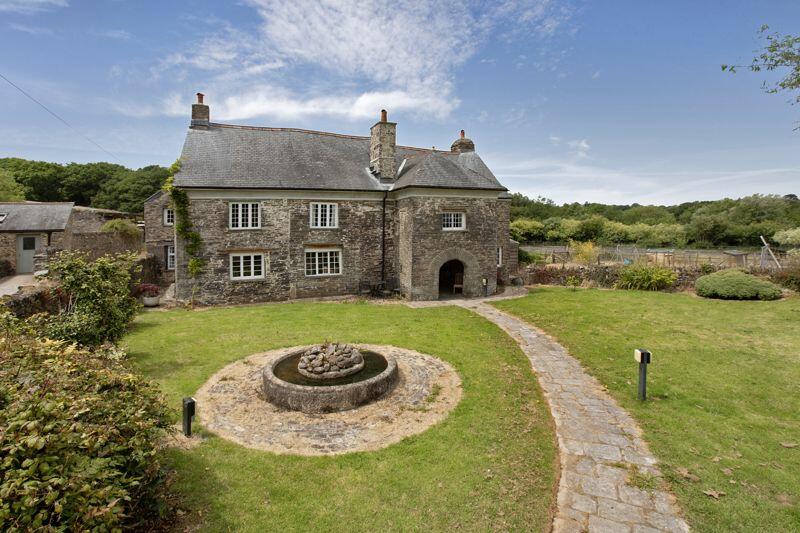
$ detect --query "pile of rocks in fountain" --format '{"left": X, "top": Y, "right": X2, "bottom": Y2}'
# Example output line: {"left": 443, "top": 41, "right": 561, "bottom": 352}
{"left": 297, "top": 343, "right": 365, "bottom": 380}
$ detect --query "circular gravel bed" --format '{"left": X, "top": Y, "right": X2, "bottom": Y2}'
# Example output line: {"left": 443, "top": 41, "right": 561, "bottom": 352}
{"left": 194, "top": 344, "right": 462, "bottom": 455}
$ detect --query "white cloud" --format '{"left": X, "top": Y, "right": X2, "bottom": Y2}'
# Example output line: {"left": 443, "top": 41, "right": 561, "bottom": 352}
{"left": 136, "top": 0, "right": 575, "bottom": 121}
{"left": 591, "top": 70, "right": 601, "bottom": 79}
{"left": 96, "top": 29, "right": 131, "bottom": 40}
{"left": 8, "top": 23, "right": 52, "bottom": 35}
{"left": 567, "top": 138, "right": 590, "bottom": 157}
{"left": 0, "top": 0, "right": 66, "bottom": 14}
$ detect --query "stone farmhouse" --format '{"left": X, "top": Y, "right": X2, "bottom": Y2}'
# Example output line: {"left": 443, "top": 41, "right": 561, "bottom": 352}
{"left": 148, "top": 93, "right": 517, "bottom": 304}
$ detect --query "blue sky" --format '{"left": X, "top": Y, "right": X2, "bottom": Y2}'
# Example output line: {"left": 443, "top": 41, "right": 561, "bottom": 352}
{"left": 1, "top": 0, "right": 798, "bottom": 204}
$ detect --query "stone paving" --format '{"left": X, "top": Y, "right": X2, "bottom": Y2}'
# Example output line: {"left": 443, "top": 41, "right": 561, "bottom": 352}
{"left": 458, "top": 298, "right": 689, "bottom": 533}
{"left": 0, "top": 274, "right": 36, "bottom": 297}
{"left": 194, "top": 344, "right": 461, "bottom": 455}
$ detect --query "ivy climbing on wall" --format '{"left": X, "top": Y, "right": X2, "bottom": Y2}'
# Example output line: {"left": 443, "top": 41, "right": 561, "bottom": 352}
{"left": 162, "top": 160, "right": 204, "bottom": 278}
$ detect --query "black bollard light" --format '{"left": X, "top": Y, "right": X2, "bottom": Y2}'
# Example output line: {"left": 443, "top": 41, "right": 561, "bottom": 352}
{"left": 634, "top": 349, "right": 651, "bottom": 401}
{"left": 182, "top": 397, "right": 196, "bottom": 437}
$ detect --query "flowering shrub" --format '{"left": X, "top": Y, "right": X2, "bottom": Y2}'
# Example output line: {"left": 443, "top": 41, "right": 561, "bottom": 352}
{"left": 136, "top": 283, "right": 161, "bottom": 297}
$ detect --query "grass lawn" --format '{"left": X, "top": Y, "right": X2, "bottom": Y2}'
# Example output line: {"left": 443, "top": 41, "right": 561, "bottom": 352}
{"left": 494, "top": 287, "right": 800, "bottom": 532}
{"left": 124, "top": 302, "right": 557, "bottom": 531}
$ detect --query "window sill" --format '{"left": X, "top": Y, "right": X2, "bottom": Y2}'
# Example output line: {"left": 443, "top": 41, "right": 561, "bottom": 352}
{"left": 304, "top": 273, "right": 342, "bottom": 278}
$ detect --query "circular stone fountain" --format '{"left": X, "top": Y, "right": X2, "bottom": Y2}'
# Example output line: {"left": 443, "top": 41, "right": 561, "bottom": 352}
{"left": 262, "top": 342, "right": 398, "bottom": 413}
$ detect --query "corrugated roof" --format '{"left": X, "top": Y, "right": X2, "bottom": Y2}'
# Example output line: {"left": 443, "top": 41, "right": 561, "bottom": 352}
{"left": 173, "top": 123, "right": 506, "bottom": 192}
{"left": 0, "top": 202, "right": 73, "bottom": 232}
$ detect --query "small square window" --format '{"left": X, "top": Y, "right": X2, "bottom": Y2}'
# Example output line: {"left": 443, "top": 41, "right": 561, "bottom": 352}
{"left": 230, "top": 202, "right": 261, "bottom": 229}
{"left": 441, "top": 212, "right": 465, "bottom": 231}
{"left": 163, "top": 208, "right": 175, "bottom": 226}
{"left": 304, "top": 249, "right": 342, "bottom": 276}
{"left": 310, "top": 203, "right": 338, "bottom": 228}
{"left": 229, "top": 253, "right": 266, "bottom": 280}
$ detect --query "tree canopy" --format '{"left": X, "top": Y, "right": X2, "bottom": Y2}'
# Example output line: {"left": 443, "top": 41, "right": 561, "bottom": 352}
{"left": 0, "top": 157, "right": 169, "bottom": 212}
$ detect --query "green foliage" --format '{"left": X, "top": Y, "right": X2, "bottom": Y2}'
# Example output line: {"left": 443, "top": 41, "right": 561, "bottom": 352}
{"left": 615, "top": 264, "right": 677, "bottom": 291}
{"left": 773, "top": 227, "right": 800, "bottom": 247}
{"left": 509, "top": 218, "right": 545, "bottom": 242}
{"left": 723, "top": 25, "right": 800, "bottom": 106}
{"left": 565, "top": 275, "right": 580, "bottom": 290}
{"left": 510, "top": 193, "right": 800, "bottom": 247}
{"left": 93, "top": 165, "right": 170, "bottom": 213}
{"left": 771, "top": 265, "right": 800, "bottom": 292}
{"left": 695, "top": 269, "right": 782, "bottom": 300}
{"left": 0, "top": 313, "right": 170, "bottom": 531}
{"left": 32, "top": 252, "right": 141, "bottom": 346}
{"left": 164, "top": 162, "right": 204, "bottom": 279}
{"left": 0, "top": 169, "right": 24, "bottom": 201}
{"left": 517, "top": 248, "right": 543, "bottom": 265}
{"left": 100, "top": 218, "right": 142, "bottom": 238}
{"left": 570, "top": 240, "right": 599, "bottom": 265}
{"left": 0, "top": 157, "right": 169, "bottom": 210}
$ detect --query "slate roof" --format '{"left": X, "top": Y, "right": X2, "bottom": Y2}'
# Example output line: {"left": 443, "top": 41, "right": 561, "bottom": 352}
{"left": 174, "top": 123, "right": 506, "bottom": 192}
{"left": 0, "top": 202, "right": 73, "bottom": 232}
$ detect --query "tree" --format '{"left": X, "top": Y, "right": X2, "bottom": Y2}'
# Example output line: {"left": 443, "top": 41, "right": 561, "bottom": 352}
{"left": 0, "top": 169, "right": 24, "bottom": 201}
{"left": 723, "top": 25, "right": 800, "bottom": 128}
{"left": 92, "top": 165, "right": 170, "bottom": 213}
{"left": 0, "top": 157, "right": 65, "bottom": 201}
{"left": 61, "top": 162, "right": 126, "bottom": 206}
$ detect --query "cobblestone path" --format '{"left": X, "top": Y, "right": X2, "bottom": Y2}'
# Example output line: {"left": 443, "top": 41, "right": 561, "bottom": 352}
{"left": 460, "top": 300, "right": 689, "bottom": 533}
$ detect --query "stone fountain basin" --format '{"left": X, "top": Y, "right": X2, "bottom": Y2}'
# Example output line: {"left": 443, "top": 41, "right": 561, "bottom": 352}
{"left": 262, "top": 349, "right": 399, "bottom": 414}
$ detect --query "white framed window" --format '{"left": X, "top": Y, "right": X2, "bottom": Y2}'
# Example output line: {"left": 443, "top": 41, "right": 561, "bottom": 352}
{"left": 229, "top": 202, "right": 261, "bottom": 229}
{"left": 230, "top": 253, "right": 266, "bottom": 280}
{"left": 166, "top": 245, "right": 176, "bottom": 271}
{"left": 305, "top": 248, "right": 342, "bottom": 277}
{"left": 441, "top": 212, "right": 465, "bottom": 231}
{"left": 163, "top": 208, "right": 175, "bottom": 226}
{"left": 497, "top": 246, "right": 503, "bottom": 267}
{"left": 310, "top": 202, "right": 338, "bottom": 228}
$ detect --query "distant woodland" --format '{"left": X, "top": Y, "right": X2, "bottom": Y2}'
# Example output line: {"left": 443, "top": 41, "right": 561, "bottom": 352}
{"left": 510, "top": 193, "right": 800, "bottom": 248}
{"left": 0, "top": 158, "right": 170, "bottom": 213}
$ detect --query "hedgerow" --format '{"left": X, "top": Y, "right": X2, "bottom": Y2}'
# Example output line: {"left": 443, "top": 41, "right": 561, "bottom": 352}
{"left": 0, "top": 313, "right": 170, "bottom": 531}
{"left": 695, "top": 269, "right": 782, "bottom": 301}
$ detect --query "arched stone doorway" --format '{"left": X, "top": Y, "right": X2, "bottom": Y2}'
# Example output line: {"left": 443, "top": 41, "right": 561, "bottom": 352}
{"left": 438, "top": 259, "right": 465, "bottom": 298}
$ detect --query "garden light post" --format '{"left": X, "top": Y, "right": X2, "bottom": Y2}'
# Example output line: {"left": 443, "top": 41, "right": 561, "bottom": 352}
{"left": 182, "top": 397, "right": 196, "bottom": 437}
{"left": 634, "top": 349, "right": 651, "bottom": 401}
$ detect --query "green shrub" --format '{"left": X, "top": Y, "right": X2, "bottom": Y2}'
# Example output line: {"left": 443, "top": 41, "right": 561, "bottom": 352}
{"left": 100, "top": 218, "right": 141, "bottom": 238}
{"left": 518, "top": 249, "right": 544, "bottom": 265}
{"left": 31, "top": 252, "right": 141, "bottom": 346}
{"left": 509, "top": 218, "right": 545, "bottom": 242}
{"left": 615, "top": 264, "right": 677, "bottom": 291}
{"left": 695, "top": 269, "right": 782, "bottom": 300}
{"left": 570, "top": 240, "right": 599, "bottom": 265}
{"left": 0, "top": 313, "right": 170, "bottom": 531}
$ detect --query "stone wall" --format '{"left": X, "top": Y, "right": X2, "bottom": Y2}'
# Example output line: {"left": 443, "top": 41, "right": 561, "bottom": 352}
{"left": 395, "top": 195, "right": 503, "bottom": 300}
{"left": 0, "top": 232, "right": 49, "bottom": 273}
{"left": 175, "top": 197, "right": 396, "bottom": 305}
{"left": 144, "top": 191, "right": 175, "bottom": 283}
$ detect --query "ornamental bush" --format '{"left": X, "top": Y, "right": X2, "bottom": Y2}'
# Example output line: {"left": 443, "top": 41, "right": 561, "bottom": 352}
{"left": 100, "top": 218, "right": 141, "bottom": 238}
{"left": 615, "top": 264, "right": 677, "bottom": 291}
{"left": 771, "top": 265, "right": 800, "bottom": 292}
{"left": 0, "top": 313, "right": 170, "bottom": 531}
{"left": 31, "top": 252, "right": 140, "bottom": 346}
{"left": 695, "top": 269, "right": 782, "bottom": 301}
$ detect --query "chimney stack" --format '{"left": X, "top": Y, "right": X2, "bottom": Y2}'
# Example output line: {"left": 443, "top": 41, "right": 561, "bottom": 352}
{"left": 191, "top": 92, "right": 210, "bottom": 128}
{"left": 370, "top": 109, "right": 396, "bottom": 180}
{"left": 451, "top": 129, "right": 475, "bottom": 153}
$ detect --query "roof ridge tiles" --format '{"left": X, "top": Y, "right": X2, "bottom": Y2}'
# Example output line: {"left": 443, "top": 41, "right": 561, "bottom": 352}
{"left": 208, "top": 122, "right": 453, "bottom": 154}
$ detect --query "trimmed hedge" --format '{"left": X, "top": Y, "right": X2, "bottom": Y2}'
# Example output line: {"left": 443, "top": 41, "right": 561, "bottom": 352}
{"left": 0, "top": 314, "right": 170, "bottom": 531}
{"left": 695, "top": 269, "right": 782, "bottom": 301}
{"left": 615, "top": 264, "right": 677, "bottom": 291}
